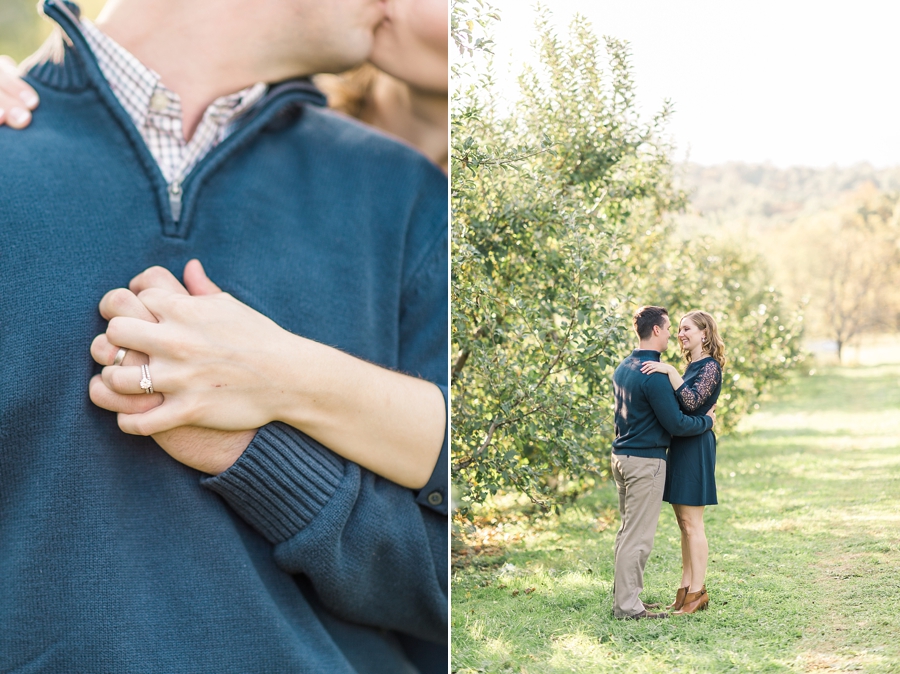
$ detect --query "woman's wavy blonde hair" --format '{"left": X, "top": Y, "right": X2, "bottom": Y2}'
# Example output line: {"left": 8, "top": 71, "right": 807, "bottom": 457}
{"left": 680, "top": 310, "right": 726, "bottom": 370}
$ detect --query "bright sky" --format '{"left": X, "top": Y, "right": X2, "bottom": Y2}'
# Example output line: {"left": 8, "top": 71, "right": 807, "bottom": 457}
{"left": 485, "top": 0, "right": 900, "bottom": 168}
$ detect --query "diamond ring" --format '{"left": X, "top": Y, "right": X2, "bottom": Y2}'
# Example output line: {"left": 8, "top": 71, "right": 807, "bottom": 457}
{"left": 140, "top": 364, "right": 154, "bottom": 394}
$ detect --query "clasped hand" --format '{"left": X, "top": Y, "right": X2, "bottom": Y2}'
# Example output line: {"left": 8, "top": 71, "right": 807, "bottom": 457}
{"left": 89, "top": 260, "right": 287, "bottom": 473}
{"left": 91, "top": 260, "right": 447, "bottom": 487}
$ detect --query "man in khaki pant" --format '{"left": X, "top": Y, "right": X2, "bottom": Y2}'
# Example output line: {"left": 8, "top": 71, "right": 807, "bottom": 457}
{"left": 610, "top": 306, "right": 715, "bottom": 619}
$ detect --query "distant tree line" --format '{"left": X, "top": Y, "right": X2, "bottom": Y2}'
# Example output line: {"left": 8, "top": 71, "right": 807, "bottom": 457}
{"left": 678, "top": 162, "right": 900, "bottom": 229}
{"left": 764, "top": 185, "right": 900, "bottom": 360}
{"left": 677, "top": 165, "right": 900, "bottom": 360}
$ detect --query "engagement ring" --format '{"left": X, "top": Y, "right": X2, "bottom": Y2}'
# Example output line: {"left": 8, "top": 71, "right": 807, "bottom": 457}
{"left": 140, "top": 364, "right": 153, "bottom": 394}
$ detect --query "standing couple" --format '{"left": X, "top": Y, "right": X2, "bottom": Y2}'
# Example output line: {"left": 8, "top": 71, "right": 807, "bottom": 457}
{"left": 611, "top": 306, "right": 726, "bottom": 619}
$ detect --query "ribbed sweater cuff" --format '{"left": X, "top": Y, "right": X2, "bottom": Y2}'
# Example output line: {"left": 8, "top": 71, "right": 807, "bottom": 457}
{"left": 414, "top": 383, "right": 448, "bottom": 515}
{"left": 201, "top": 422, "right": 345, "bottom": 544}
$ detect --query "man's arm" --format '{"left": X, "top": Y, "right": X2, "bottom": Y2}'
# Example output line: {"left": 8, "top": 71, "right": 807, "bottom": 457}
{"left": 201, "top": 423, "right": 447, "bottom": 642}
{"left": 89, "top": 269, "right": 449, "bottom": 637}
{"left": 203, "top": 219, "right": 449, "bottom": 638}
{"left": 90, "top": 274, "right": 448, "bottom": 637}
{"left": 644, "top": 373, "right": 713, "bottom": 437}
{"left": 397, "top": 226, "right": 449, "bottom": 515}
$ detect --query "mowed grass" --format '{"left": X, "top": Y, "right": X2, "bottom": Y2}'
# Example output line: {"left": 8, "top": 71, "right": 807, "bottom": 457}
{"left": 451, "top": 365, "right": 900, "bottom": 673}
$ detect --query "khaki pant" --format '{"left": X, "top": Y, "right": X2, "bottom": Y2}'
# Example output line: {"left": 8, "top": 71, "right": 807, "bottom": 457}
{"left": 611, "top": 453, "right": 666, "bottom": 618}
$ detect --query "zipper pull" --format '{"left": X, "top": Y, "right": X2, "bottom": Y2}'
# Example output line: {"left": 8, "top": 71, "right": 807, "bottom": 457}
{"left": 168, "top": 181, "right": 182, "bottom": 223}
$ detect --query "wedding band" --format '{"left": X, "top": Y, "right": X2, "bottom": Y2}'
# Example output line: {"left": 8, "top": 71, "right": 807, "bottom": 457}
{"left": 139, "top": 364, "right": 154, "bottom": 394}
{"left": 113, "top": 348, "right": 129, "bottom": 367}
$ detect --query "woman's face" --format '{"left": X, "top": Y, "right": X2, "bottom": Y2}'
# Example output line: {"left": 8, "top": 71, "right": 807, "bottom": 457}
{"left": 678, "top": 318, "right": 706, "bottom": 353}
{"left": 368, "top": 0, "right": 448, "bottom": 94}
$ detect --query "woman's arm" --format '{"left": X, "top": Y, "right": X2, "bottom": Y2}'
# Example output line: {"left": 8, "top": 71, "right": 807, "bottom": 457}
{"left": 90, "top": 267, "right": 448, "bottom": 634}
{"left": 0, "top": 56, "right": 38, "bottom": 128}
{"left": 640, "top": 360, "right": 684, "bottom": 391}
{"left": 90, "top": 261, "right": 445, "bottom": 489}
{"left": 674, "top": 360, "right": 722, "bottom": 412}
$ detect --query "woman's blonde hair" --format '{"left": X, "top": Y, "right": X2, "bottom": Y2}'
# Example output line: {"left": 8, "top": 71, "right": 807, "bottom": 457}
{"left": 313, "top": 64, "right": 380, "bottom": 121}
{"left": 680, "top": 310, "right": 726, "bottom": 370}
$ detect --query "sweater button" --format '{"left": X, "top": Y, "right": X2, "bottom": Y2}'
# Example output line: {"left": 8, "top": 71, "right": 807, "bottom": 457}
{"left": 427, "top": 491, "right": 443, "bottom": 506}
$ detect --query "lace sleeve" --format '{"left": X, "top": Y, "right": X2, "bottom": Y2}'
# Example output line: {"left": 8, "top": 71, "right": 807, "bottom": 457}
{"left": 676, "top": 360, "right": 721, "bottom": 412}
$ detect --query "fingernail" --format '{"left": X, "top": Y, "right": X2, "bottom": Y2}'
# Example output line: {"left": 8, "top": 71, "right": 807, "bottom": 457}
{"left": 9, "top": 107, "right": 30, "bottom": 125}
{"left": 19, "top": 91, "right": 39, "bottom": 108}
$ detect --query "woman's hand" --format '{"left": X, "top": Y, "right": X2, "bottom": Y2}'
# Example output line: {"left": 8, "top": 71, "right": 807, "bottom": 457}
{"left": 95, "top": 260, "right": 446, "bottom": 488}
{"left": 99, "top": 263, "right": 292, "bottom": 437}
{"left": 640, "top": 361, "right": 677, "bottom": 376}
{"left": 0, "top": 56, "right": 39, "bottom": 129}
{"left": 89, "top": 262, "right": 257, "bottom": 474}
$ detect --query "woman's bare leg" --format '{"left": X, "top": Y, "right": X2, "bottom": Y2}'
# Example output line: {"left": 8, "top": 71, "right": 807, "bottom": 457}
{"left": 672, "top": 504, "right": 707, "bottom": 592}
{"left": 673, "top": 504, "right": 692, "bottom": 587}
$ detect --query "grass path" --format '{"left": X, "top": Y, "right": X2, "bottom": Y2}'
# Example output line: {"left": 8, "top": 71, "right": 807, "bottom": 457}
{"left": 451, "top": 366, "right": 900, "bottom": 673}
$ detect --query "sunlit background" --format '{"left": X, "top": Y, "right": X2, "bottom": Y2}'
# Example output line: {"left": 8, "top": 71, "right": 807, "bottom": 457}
{"left": 470, "top": 0, "right": 900, "bottom": 364}
{"left": 0, "top": 0, "right": 104, "bottom": 60}
{"left": 487, "top": 0, "right": 900, "bottom": 168}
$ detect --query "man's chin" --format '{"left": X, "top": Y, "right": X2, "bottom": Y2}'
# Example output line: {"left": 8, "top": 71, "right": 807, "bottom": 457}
{"left": 322, "top": 44, "right": 373, "bottom": 75}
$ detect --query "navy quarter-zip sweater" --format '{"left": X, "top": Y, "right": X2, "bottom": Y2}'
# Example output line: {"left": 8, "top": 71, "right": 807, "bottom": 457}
{"left": 0, "top": 2, "right": 447, "bottom": 672}
{"left": 612, "top": 350, "right": 713, "bottom": 459}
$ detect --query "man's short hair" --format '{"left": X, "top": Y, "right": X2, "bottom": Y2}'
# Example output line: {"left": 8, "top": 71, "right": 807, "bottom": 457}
{"left": 633, "top": 306, "right": 669, "bottom": 340}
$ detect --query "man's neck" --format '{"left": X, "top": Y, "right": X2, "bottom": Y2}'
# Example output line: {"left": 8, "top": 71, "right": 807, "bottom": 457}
{"left": 94, "top": 1, "right": 315, "bottom": 139}
{"left": 637, "top": 341, "right": 661, "bottom": 353}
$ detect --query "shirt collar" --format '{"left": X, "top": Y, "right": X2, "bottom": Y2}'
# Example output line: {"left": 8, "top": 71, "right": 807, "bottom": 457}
{"left": 631, "top": 349, "right": 661, "bottom": 362}
{"left": 80, "top": 19, "right": 157, "bottom": 131}
{"left": 79, "top": 19, "right": 266, "bottom": 138}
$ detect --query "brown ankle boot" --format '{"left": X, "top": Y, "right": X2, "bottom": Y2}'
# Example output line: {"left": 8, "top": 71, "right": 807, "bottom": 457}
{"left": 673, "top": 585, "right": 708, "bottom": 615}
{"left": 666, "top": 586, "right": 689, "bottom": 611}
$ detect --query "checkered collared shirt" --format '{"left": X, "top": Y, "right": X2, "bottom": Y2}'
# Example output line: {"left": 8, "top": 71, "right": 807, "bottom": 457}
{"left": 80, "top": 19, "right": 267, "bottom": 188}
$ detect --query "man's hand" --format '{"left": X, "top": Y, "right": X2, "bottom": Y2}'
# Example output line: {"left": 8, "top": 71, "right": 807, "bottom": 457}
{"left": 89, "top": 262, "right": 257, "bottom": 474}
{"left": 706, "top": 404, "right": 716, "bottom": 428}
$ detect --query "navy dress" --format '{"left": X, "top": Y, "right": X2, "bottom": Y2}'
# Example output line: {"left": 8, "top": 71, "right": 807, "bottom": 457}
{"left": 663, "top": 358, "right": 722, "bottom": 506}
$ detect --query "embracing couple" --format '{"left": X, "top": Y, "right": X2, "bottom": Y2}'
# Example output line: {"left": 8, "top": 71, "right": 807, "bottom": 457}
{"left": 611, "top": 305, "right": 726, "bottom": 620}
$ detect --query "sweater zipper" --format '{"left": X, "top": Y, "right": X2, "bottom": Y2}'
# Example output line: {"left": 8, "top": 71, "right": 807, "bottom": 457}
{"left": 43, "top": 0, "right": 327, "bottom": 236}
{"left": 168, "top": 181, "right": 182, "bottom": 223}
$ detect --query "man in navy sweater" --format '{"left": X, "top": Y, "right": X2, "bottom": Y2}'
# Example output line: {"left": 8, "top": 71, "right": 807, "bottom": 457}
{"left": 610, "top": 306, "right": 714, "bottom": 619}
{"left": 0, "top": 1, "right": 446, "bottom": 672}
